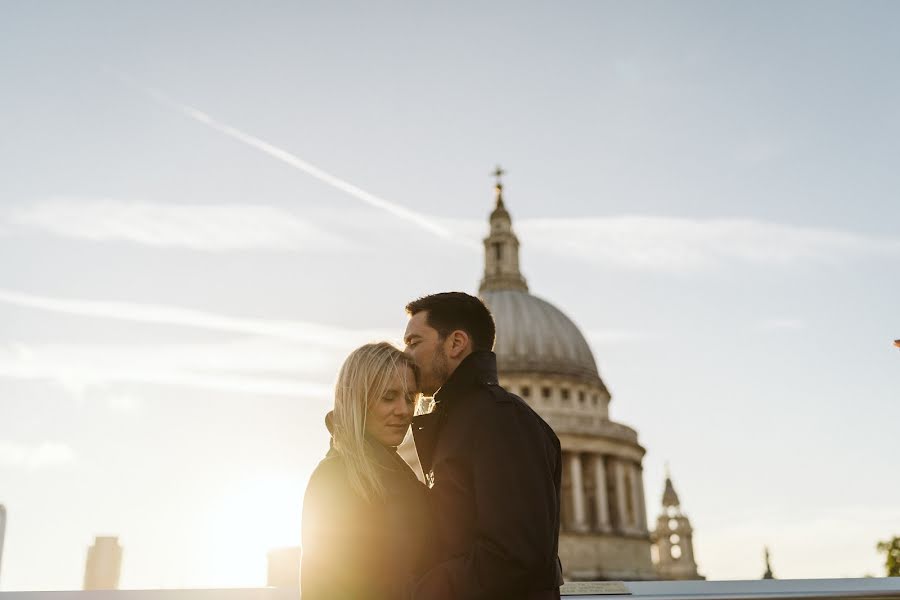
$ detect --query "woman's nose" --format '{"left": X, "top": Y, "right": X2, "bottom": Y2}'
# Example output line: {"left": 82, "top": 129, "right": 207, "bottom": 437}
{"left": 395, "top": 401, "right": 412, "bottom": 419}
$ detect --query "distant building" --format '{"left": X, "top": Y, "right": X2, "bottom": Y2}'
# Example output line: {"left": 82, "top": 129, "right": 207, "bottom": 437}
{"left": 267, "top": 546, "right": 301, "bottom": 588}
{"left": 83, "top": 536, "right": 122, "bottom": 590}
{"left": 651, "top": 474, "right": 703, "bottom": 580}
{"left": 763, "top": 547, "right": 776, "bottom": 579}
{"left": 0, "top": 504, "right": 6, "bottom": 585}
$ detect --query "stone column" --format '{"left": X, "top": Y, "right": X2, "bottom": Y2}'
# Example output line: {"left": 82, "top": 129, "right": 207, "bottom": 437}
{"left": 634, "top": 462, "right": 648, "bottom": 532}
{"left": 614, "top": 458, "right": 629, "bottom": 532}
{"left": 629, "top": 462, "right": 645, "bottom": 531}
{"left": 569, "top": 452, "right": 588, "bottom": 532}
{"left": 592, "top": 454, "right": 610, "bottom": 530}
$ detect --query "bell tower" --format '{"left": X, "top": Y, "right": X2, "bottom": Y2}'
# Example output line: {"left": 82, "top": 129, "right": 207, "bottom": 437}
{"left": 652, "top": 470, "right": 703, "bottom": 580}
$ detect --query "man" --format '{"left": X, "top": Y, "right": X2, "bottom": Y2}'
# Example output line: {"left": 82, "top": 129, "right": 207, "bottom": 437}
{"left": 403, "top": 291, "right": 563, "bottom": 600}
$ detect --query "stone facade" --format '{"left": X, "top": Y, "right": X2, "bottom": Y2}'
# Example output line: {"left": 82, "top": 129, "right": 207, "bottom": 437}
{"left": 495, "top": 371, "right": 656, "bottom": 580}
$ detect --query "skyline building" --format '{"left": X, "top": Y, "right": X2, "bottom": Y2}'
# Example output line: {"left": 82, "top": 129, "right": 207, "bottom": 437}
{"left": 83, "top": 536, "right": 122, "bottom": 590}
{"left": 0, "top": 504, "right": 6, "bottom": 586}
{"left": 763, "top": 547, "right": 776, "bottom": 580}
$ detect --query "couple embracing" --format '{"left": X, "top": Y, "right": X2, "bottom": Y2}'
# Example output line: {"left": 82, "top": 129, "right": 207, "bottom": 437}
{"left": 301, "top": 292, "right": 563, "bottom": 600}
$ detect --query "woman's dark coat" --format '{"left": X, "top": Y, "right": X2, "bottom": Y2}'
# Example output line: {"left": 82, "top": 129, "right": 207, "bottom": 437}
{"left": 301, "top": 434, "right": 433, "bottom": 600}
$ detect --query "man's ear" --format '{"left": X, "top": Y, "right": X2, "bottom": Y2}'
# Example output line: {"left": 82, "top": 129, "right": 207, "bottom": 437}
{"left": 445, "top": 330, "right": 471, "bottom": 360}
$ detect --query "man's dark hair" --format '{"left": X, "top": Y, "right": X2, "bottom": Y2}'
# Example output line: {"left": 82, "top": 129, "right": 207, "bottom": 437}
{"left": 405, "top": 292, "right": 496, "bottom": 352}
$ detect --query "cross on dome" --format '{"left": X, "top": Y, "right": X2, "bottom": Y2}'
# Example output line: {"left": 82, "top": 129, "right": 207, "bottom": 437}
{"left": 492, "top": 165, "right": 506, "bottom": 187}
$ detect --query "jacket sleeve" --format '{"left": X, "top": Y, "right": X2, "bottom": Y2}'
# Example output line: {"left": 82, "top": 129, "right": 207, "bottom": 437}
{"left": 411, "top": 398, "right": 561, "bottom": 599}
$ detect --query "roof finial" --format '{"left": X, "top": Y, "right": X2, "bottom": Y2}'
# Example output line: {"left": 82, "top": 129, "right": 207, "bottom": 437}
{"left": 492, "top": 165, "right": 506, "bottom": 187}
{"left": 492, "top": 165, "right": 506, "bottom": 208}
{"left": 662, "top": 469, "right": 681, "bottom": 508}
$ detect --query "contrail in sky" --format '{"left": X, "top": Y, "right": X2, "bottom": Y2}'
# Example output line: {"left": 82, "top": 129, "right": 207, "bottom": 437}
{"left": 112, "top": 72, "right": 458, "bottom": 241}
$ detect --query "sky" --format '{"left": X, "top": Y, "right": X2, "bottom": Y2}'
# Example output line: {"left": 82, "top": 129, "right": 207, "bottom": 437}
{"left": 2, "top": 0, "right": 899, "bottom": 591}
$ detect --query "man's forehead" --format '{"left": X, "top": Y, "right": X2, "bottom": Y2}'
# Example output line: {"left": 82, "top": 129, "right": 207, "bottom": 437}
{"left": 405, "top": 312, "right": 430, "bottom": 335}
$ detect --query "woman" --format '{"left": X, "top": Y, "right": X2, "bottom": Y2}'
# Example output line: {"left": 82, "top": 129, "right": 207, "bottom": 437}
{"left": 301, "top": 342, "right": 433, "bottom": 599}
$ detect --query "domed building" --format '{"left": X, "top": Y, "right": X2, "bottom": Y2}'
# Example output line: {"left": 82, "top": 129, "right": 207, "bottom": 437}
{"left": 400, "top": 171, "right": 701, "bottom": 581}
{"left": 478, "top": 174, "right": 656, "bottom": 581}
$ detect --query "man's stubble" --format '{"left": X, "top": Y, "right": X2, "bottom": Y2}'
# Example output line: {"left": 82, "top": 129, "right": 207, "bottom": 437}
{"left": 427, "top": 343, "right": 451, "bottom": 397}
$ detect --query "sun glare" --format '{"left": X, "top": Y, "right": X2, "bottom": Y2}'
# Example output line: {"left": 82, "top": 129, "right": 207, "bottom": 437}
{"left": 201, "top": 474, "right": 304, "bottom": 588}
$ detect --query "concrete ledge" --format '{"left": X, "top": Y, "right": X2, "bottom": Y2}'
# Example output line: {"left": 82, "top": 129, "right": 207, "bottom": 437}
{"left": 563, "top": 579, "right": 900, "bottom": 599}
{"left": 1, "top": 579, "right": 899, "bottom": 600}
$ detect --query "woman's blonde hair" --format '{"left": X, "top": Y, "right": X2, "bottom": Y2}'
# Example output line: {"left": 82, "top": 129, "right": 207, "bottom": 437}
{"left": 331, "top": 342, "right": 418, "bottom": 502}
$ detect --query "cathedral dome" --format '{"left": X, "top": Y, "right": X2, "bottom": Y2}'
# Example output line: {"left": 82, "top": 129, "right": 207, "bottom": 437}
{"left": 481, "top": 289, "right": 601, "bottom": 383}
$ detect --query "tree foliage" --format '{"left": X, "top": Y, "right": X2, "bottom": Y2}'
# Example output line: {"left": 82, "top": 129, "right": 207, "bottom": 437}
{"left": 877, "top": 536, "right": 900, "bottom": 577}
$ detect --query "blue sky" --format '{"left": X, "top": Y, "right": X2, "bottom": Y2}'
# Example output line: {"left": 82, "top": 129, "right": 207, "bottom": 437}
{"left": 1, "top": 0, "right": 899, "bottom": 590}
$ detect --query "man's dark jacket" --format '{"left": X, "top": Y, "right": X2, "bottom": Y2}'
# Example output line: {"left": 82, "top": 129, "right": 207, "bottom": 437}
{"left": 411, "top": 350, "right": 563, "bottom": 600}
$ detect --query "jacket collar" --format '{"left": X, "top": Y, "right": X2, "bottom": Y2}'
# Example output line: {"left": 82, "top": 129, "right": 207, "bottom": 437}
{"left": 433, "top": 350, "right": 499, "bottom": 405}
{"left": 325, "top": 432, "right": 408, "bottom": 473}
{"left": 413, "top": 351, "right": 498, "bottom": 479}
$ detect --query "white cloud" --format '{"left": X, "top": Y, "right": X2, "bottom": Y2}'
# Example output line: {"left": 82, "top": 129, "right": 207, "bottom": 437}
{"left": 0, "top": 289, "right": 403, "bottom": 398}
{"left": 0, "top": 288, "right": 395, "bottom": 347}
{"left": 515, "top": 216, "right": 900, "bottom": 271}
{"left": 13, "top": 198, "right": 890, "bottom": 275}
{"left": 0, "top": 441, "right": 76, "bottom": 470}
{"left": 0, "top": 338, "right": 357, "bottom": 399}
{"left": 8, "top": 199, "right": 349, "bottom": 252}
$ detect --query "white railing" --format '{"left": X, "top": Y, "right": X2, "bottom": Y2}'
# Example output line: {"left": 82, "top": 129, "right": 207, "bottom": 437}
{"left": 566, "top": 578, "right": 900, "bottom": 600}
{"left": 1, "top": 578, "right": 899, "bottom": 600}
